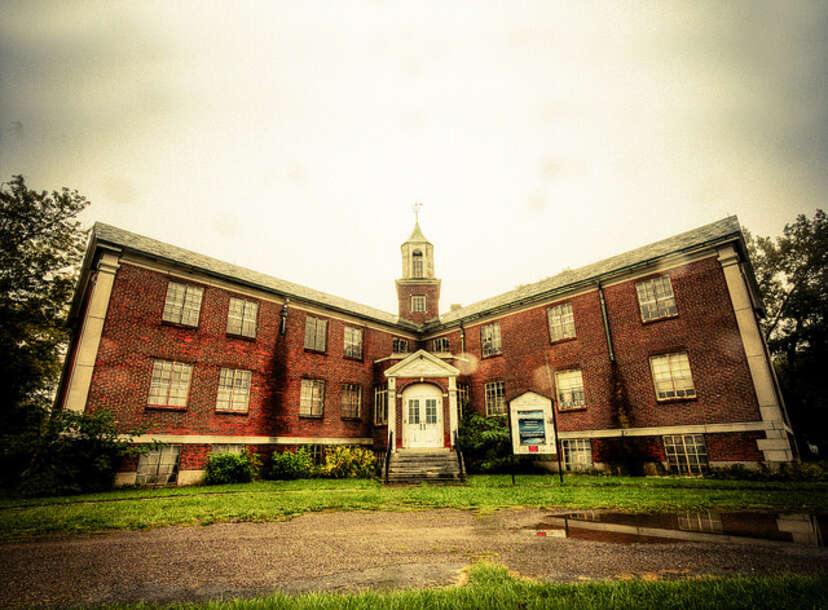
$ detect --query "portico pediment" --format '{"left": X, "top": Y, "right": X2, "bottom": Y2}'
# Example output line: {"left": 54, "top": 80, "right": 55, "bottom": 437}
{"left": 384, "top": 349, "right": 459, "bottom": 379}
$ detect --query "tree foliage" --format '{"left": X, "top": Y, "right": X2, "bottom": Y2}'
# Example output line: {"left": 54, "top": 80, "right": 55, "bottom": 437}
{"left": 745, "top": 210, "right": 827, "bottom": 456}
{"left": 0, "top": 175, "right": 89, "bottom": 431}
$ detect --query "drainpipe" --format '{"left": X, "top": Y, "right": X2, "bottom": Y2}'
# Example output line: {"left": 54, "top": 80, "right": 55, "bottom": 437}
{"left": 597, "top": 283, "right": 615, "bottom": 362}
{"left": 459, "top": 320, "right": 466, "bottom": 353}
{"left": 280, "top": 298, "right": 289, "bottom": 335}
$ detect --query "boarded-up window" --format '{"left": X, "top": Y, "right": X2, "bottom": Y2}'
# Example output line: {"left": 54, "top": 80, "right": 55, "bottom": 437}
{"left": 304, "top": 316, "right": 327, "bottom": 352}
{"left": 341, "top": 384, "right": 362, "bottom": 419}
{"left": 344, "top": 327, "right": 363, "bottom": 359}
{"left": 481, "top": 322, "right": 502, "bottom": 357}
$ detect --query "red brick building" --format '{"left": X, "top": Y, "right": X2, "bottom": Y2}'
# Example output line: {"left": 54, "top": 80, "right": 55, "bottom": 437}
{"left": 57, "top": 217, "right": 796, "bottom": 484}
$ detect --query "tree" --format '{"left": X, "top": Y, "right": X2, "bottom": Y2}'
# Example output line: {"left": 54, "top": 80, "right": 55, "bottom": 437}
{"left": 745, "top": 210, "right": 827, "bottom": 458}
{"left": 0, "top": 175, "right": 89, "bottom": 481}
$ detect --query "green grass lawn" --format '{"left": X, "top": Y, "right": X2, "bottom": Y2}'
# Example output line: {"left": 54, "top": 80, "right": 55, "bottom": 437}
{"left": 1, "top": 474, "right": 826, "bottom": 540}
{"left": 113, "top": 562, "right": 828, "bottom": 610}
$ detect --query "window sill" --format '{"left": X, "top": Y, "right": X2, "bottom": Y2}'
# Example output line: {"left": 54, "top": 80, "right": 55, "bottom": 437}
{"left": 304, "top": 348, "right": 328, "bottom": 355}
{"left": 485, "top": 412, "right": 507, "bottom": 418}
{"left": 655, "top": 396, "right": 697, "bottom": 404}
{"left": 161, "top": 320, "right": 199, "bottom": 330}
{"left": 549, "top": 336, "right": 577, "bottom": 346}
{"left": 481, "top": 352, "right": 503, "bottom": 360}
{"left": 146, "top": 405, "right": 187, "bottom": 411}
{"left": 557, "top": 405, "right": 587, "bottom": 413}
{"left": 226, "top": 333, "right": 256, "bottom": 342}
{"left": 373, "top": 423, "right": 388, "bottom": 427}
{"left": 641, "top": 313, "right": 679, "bottom": 325}
{"left": 299, "top": 414, "right": 323, "bottom": 419}
{"left": 215, "top": 409, "right": 249, "bottom": 416}
{"left": 343, "top": 355, "right": 364, "bottom": 363}
{"left": 341, "top": 417, "right": 362, "bottom": 422}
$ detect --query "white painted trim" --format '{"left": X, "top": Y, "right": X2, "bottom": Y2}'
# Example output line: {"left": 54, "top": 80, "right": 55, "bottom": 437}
{"left": 384, "top": 349, "right": 460, "bottom": 377}
{"left": 557, "top": 420, "right": 785, "bottom": 440}
{"left": 62, "top": 252, "right": 121, "bottom": 413}
{"left": 121, "top": 434, "right": 373, "bottom": 445}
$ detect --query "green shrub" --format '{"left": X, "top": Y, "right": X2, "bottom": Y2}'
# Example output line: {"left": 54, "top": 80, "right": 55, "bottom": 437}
{"left": 205, "top": 451, "right": 259, "bottom": 485}
{"left": 319, "top": 446, "right": 377, "bottom": 478}
{"left": 270, "top": 447, "right": 315, "bottom": 480}
{"left": 457, "top": 412, "right": 513, "bottom": 473}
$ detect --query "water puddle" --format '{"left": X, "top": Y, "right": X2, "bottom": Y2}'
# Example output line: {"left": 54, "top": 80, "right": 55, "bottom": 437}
{"left": 528, "top": 511, "right": 827, "bottom": 547}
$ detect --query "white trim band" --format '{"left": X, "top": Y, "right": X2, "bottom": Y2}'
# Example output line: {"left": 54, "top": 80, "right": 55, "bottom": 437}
{"left": 121, "top": 434, "right": 374, "bottom": 445}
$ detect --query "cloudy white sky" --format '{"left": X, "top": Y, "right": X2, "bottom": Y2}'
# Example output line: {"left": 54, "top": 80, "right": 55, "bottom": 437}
{"left": 2, "top": 1, "right": 826, "bottom": 314}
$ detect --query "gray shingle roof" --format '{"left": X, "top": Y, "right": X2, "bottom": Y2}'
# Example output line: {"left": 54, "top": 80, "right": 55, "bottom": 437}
{"left": 92, "top": 223, "right": 405, "bottom": 327}
{"left": 437, "top": 216, "right": 742, "bottom": 325}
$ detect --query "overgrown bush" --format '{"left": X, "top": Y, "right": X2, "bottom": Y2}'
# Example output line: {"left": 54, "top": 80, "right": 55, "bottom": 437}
{"left": 16, "top": 409, "right": 143, "bottom": 497}
{"left": 319, "top": 446, "right": 377, "bottom": 478}
{"left": 457, "top": 411, "right": 514, "bottom": 473}
{"left": 205, "top": 451, "right": 259, "bottom": 484}
{"left": 270, "top": 447, "right": 315, "bottom": 480}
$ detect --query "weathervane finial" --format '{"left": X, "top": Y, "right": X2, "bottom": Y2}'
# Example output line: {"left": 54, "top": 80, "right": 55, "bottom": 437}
{"left": 412, "top": 201, "right": 423, "bottom": 224}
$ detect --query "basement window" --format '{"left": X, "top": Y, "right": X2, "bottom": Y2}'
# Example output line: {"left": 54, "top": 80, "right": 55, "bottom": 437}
{"left": 136, "top": 446, "right": 181, "bottom": 485}
{"left": 663, "top": 434, "right": 709, "bottom": 475}
{"left": 560, "top": 439, "right": 592, "bottom": 471}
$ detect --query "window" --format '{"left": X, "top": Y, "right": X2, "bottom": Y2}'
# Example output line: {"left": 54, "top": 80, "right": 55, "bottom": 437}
{"left": 636, "top": 275, "right": 678, "bottom": 321}
{"left": 303, "top": 444, "right": 325, "bottom": 465}
{"left": 677, "top": 512, "right": 723, "bottom": 533}
{"left": 136, "top": 446, "right": 181, "bottom": 485}
{"left": 650, "top": 352, "right": 695, "bottom": 400}
{"left": 300, "top": 379, "right": 325, "bottom": 417}
{"left": 547, "top": 302, "right": 576, "bottom": 342}
{"left": 411, "top": 295, "right": 426, "bottom": 313}
{"left": 431, "top": 337, "right": 450, "bottom": 353}
{"left": 227, "top": 297, "right": 258, "bottom": 338}
{"left": 663, "top": 434, "right": 709, "bottom": 475}
{"left": 484, "top": 381, "right": 506, "bottom": 416}
{"left": 560, "top": 439, "right": 592, "bottom": 471}
{"left": 412, "top": 250, "right": 423, "bottom": 277}
{"left": 481, "top": 322, "right": 502, "bottom": 357}
{"left": 211, "top": 444, "right": 244, "bottom": 455}
{"left": 147, "top": 360, "right": 192, "bottom": 408}
{"left": 216, "top": 368, "right": 252, "bottom": 413}
{"left": 344, "top": 327, "right": 363, "bottom": 359}
{"left": 341, "top": 383, "right": 362, "bottom": 419}
{"left": 304, "top": 316, "right": 327, "bottom": 352}
{"left": 555, "top": 369, "right": 586, "bottom": 410}
{"left": 457, "top": 383, "right": 470, "bottom": 409}
{"left": 374, "top": 385, "right": 388, "bottom": 425}
{"left": 393, "top": 337, "right": 409, "bottom": 353}
{"left": 162, "top": 282, "right": 203, "bottom": 326}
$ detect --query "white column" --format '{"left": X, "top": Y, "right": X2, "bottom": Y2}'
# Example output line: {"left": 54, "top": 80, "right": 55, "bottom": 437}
{"left": 62, "top": 252, "right": 120, "bottom": 413}
{"left": 718, "top": 246, "right": 794, "bottom": 464}
{"left": 448, "top": 375, "right": 458, "bottom": 447}
{"left": 387, "top": 376, "right": 397, "bottom": 453}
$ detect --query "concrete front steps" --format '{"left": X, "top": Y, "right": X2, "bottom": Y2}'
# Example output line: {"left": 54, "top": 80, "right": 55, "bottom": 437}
{"left": 385, "top": 448, "right": 465, "bottom": 484}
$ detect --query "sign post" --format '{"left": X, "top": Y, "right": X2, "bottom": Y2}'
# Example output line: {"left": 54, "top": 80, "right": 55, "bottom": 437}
{"left": 508, "top": 390, "right": 562, "bottom": 484}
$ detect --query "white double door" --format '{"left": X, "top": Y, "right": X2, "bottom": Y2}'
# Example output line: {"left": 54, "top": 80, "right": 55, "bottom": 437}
{"left": 402, "top": 383, "right": 443, "bottom": 448}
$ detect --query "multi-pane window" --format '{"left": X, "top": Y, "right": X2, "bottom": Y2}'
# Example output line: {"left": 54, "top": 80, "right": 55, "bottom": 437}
{"left": 162, "top": 282, "right": 203, "bottom": 326}
{"left": 547, "top": 302, "right": 576, "bottom": 342}
{"left": 424, "top": 398, "right": 438, "bottom": 424}
{"left": 481, "top": 322, "right": 502, "bottom": 357}
{"left": 411, "top": 296, "right": 426, "bottom": 313}
{"left": 636, "top": 275, "right": 678, "bottom": 321}
{"left": 299, "top": 379, "right": 325, "bottom": 417}
{"left": 431, "top": 337, "right": 450, "bottom": 353}
{"left": 484, "top": 381, "right": 506, "bottom": 416}
{"left": 555, "top": 369, "right": 586, "bottom": 410}
{"left": 341, "top": 384, "right": 362, "bottom": 419}
{"left": 412, "top": 250, "right": 423, "bottom": 277}
{"left": 227, "top": 297, "right": 258, "bottom": 338}
{"left": 147, "top": 360, "right": 192, "bottom": 408}
{"left": 650, "top": 352, "right": 695, "bottom": 400}
{"left": 374, "top": 385, "right": 388, "bottom": 425}
{"left": 216, "top": 368, "right": 252, "bottom": 412}
{"left": 456, "top": 383, "right": 470, "bottom": 409}
{"left": 304, "top": 316, "right": 327, "bottom": 352}
{"left": 344, "top": 327, "right": 363, "bottom": 359}
{"left": 561, "top": 439, "right": 593, "bottom": 471}
{"left": 393, "top": 337, "right": 409, "bottom": 353}
{"left": 136, "top": 446, "right": 181, "bottom": 485}
{"left": 663, "top": 434, "right": 709, "bottom": 475}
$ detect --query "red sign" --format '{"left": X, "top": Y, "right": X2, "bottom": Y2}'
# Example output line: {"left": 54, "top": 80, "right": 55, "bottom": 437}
{"left": 529, "top": 446, "right": 538, "bottom": 452}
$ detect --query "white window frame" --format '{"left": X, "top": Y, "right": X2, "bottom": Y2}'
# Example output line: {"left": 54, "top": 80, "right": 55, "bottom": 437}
{"left": 431, "top": 337, "right": 450, "bottom": 353}
{"left": 162, "top": 282, "right": 203, "bottom": 327}
{"left": 560, "top": 439, "right": 592, "bottom": 471}
{"left": 216, "top": 368, "right": 252, "bottom": 413}
{"left": 393, "top": 337, "right": 409, "bottom": 353}
{"left": 227, "top": 297, "right": 258, "bottom": 338}
{"left": 663, "top": 434, "right": 709, "bottom": 475}
{"left": 547, "top": 302, "right": 576, "bottom": 342}
{"left": 147, "top": 359, "right": 192, "bottom": 408}
{"left": 411, "top": 295, "right": 426, "bottom": 313}
{"left": 650, "top": 352, "right": 696, "bottom": 400}
{"left": 341, "top": 383, "right": 362, "bottom": 419}
{"left": 136, "top": 446, "right": 181, "bottom": 485}
{"left": 300, "top": 379, "right": 325, "bottom": 417}
{"left": 481, "top": 322, "right": 502, "bottom": 357}
{"left": 484, "top": 381, "right": 506, "bottom": 416}
{"left": 412, "top": 250, "right": 424, "bottom": 277}
{"left": 304, "top": 316, "right": 328, "bottom": 352}
{"left": 636, "top": 275, "right": 678, "bottom": 322}
{"left": 344, "top": 326, "right": 363, "bottom": 360}
{"left": 374, "top": 385, "right": 388, "bottom": 425}
{"left": 555, "top": 369, "right": 586, "bottom": 410}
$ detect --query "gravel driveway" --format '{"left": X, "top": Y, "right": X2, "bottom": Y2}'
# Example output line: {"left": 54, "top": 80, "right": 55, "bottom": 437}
{"left": 2, "top": 509, "right": 827, "bottom": 606}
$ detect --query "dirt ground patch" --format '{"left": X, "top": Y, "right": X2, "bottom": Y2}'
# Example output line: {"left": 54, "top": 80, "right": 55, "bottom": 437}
{"left": 1, "top": 509, "right": 826, "bottom": 606}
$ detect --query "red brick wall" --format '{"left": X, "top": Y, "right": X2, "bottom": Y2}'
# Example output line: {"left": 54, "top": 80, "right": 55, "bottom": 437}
{"left": 396, "top": 282, "right": 440, "bottom": 324}
{"left": 706, "top": 432, "right": 763, "bottom": 462}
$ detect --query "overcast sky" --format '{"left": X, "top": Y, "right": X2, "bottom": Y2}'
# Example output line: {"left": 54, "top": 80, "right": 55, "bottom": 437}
{"left": 2, "top": 2, "right": 825, "bottom": 314}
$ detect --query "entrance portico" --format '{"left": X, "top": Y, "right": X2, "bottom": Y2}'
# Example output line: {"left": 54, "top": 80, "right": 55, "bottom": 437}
{"left": 383, "top": 350, "right": 460, "bottom": 452}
